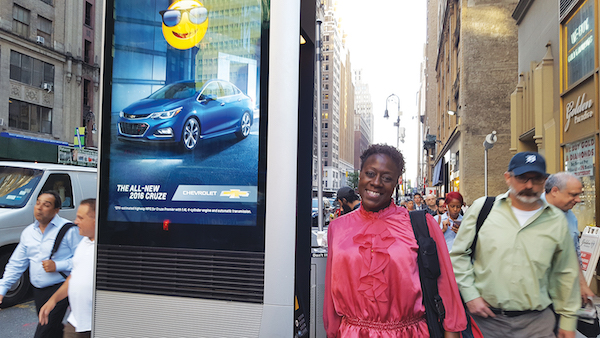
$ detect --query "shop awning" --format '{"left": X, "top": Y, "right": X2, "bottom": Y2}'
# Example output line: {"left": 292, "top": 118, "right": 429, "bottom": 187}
{"left": 432, "top": 160, "right": 444, "bottom": 186}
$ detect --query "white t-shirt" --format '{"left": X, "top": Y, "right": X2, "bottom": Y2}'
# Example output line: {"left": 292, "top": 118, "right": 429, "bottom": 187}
{"left": 511, "top": 206, "right": 543, "bottom": 228}
{"left": 67, "top": 237, "right": 95, "bottom": 332}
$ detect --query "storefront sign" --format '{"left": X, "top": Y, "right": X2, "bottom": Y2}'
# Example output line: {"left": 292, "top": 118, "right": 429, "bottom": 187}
{"left": 564, "top": 137, "right": 595, "bottom": 177}
{"left": 58, "top": 146, "right": 98, "bottom": 167}
{"left": 564, "top": 93, "right": 594, "bottom": 131}
{"left": 564, "top": 0, "right": 595, "bottom": 87}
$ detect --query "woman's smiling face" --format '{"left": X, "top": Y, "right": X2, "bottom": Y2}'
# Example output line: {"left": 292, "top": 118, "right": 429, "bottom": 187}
{"left": 358, "top": 153, "right": 400, "bottom": 213}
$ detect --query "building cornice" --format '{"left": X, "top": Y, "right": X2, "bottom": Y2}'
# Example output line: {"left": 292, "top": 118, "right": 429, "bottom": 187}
{"left": 512, "top": 0, "right": 534, "bottom": 25}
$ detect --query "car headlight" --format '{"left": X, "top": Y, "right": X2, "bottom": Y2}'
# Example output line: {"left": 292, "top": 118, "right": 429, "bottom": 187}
{"left": 149, "top": 107, "right": 183, "bottom": 119}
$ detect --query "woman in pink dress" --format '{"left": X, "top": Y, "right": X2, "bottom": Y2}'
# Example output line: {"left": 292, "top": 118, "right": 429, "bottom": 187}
{"left": 323, "top": 144, "right": 467, "bottom": 337}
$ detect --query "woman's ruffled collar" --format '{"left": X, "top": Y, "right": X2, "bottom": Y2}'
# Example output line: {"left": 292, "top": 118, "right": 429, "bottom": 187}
{"left": 353, "top": 201, "right": 399, "bottom": 302}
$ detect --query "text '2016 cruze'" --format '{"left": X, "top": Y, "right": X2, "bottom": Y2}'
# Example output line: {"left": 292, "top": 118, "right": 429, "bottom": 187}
{"left": 117, "top": 79, "right": 254, "bottom": 151}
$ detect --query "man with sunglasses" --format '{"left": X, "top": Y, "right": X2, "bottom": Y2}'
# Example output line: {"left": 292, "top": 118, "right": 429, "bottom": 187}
{"left": 451, "top": 152, "right": 580, "bottom": 338}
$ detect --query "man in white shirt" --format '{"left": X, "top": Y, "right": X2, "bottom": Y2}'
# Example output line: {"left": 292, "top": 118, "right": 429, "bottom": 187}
{"left": 39, "top": 198, "right": 96, "bottom": 338}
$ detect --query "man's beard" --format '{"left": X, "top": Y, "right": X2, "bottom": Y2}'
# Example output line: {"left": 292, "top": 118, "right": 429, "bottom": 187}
{"left": 509, "top": 185, "right": 541, "bottom": 204}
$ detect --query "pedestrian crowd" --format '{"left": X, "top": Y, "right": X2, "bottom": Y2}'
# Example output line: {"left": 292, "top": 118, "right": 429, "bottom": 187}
{"left": 325, "top": 145, "right": 590, "bottom": 338}
{"left": 0, "top": 193, "right": 96, "bottom": 338}
{"left": 0, "top": 145, "right": 593, "bottom": 338}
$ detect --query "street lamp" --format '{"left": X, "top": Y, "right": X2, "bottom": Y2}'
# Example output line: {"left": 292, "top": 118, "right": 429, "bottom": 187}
{"left": 483, "top": 131, "right": 497, "bottom": 196}
{"left": 384, "top": 94, "right": 402, "bottom": 201}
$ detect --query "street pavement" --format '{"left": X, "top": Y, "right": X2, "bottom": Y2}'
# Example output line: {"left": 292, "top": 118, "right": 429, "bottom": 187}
{"left": 0, "top": 300, "right": 37, "bottom": 338}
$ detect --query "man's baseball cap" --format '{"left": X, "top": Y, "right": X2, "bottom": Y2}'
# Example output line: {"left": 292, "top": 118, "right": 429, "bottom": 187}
{"left": 508, "top": 151, "right": 548, "bottom": 176}
{"left": 337, "top": 186, "right": 358, "bottom": 200}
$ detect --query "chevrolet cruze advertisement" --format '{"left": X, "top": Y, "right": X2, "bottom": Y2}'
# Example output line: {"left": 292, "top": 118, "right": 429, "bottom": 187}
{"left": 104, "top": 0, "right": 264, "bottom": 227}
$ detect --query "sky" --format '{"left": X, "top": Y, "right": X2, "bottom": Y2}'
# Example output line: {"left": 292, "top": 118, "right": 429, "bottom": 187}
{"left": 336, "top": 1, "right": 427, "bottom": 187}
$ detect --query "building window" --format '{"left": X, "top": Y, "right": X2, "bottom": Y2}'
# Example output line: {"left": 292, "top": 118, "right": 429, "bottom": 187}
{"left": 325, "top": 64, "right": 329, "bottom": 70}
{"left": 9, "top": 99, "right": 52, "bottom": 134}
{"left": 326, "top": 35, "right": 329, "bottom": 41}
{"left": 323, "top": 103, "right": 328, "bottom": 109}
{"left": 37, "top": 16, "right": 52, "bottom": 47}
{"left": 84, "top": 40, "right": 92, "bottom": 64}
{"left": 40, "top": 0, "right": 53, "bottom": 5}
{"left": 10, "top": 51, "right": 55, "bottom": 88}
{"left": 324, "top": 161, "right": 328, "bottom": 166}
{"left": 325, "top": 55, "right": 329, "bottom": 61}
{"left": 324, "top": 142, "right": 328, "bottom": 147}
{"left": 13, "top": 5, "right": 30, "bottom": 38}
{"left": 85, "top": 2, "right": 93, "bottom": 26}
{"left": 83, "top": 79, "right": 91, "bottom": 106}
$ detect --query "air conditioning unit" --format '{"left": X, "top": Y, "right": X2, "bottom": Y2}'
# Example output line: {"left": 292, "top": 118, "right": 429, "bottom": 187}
{"left": 36, "top": 36, "right": 45, "bottom": 44}
{"left": 42, "top": 82, "right": 53, "bottom": 92}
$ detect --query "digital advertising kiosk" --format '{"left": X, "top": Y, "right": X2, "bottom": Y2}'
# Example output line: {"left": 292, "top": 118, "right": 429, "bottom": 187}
{"left": 94, "top": 0, "right": 317, "bottom": 336}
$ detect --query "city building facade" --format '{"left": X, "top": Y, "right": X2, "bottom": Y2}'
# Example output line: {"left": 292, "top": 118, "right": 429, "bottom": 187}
{"left": 423, "top": 0, "right": 518, "bottom": 204}
{"left": 353, "top": 69, "right": 373, "bottom": 171}
{"left": 558, "top": 0, "right": 597, "bottom": 232}
{"left": 0, "top": 0, "right": 102, "bottom": 163}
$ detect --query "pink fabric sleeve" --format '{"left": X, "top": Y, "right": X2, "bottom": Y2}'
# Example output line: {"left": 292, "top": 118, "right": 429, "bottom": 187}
{"left": 425, "top": 213, "right": 468, "bottom": 333}
{"left": 323, "top": 222, "right": 341, "bottom": 337}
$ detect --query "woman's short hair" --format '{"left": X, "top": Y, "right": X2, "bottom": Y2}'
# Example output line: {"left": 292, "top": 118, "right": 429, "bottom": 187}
{"left": 445, "top": 191, "right": 464, "bottom": 205}
{"left": 360, "top": 144, "right": 405, "bottom": 177}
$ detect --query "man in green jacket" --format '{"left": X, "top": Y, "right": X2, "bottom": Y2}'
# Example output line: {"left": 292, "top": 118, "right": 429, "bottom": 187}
{"left": 451, "top": 152, "right": 580, "bottom": 338}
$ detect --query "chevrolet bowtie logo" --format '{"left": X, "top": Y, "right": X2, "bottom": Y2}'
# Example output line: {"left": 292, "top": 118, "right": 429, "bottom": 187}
{"left": 220, "top": 189, "right": 250, "bottom": 199}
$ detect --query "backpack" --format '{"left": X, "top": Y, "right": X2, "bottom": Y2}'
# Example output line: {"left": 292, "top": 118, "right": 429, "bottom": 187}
{"left": 409, "top": 210, "right": 487, "bottom": 338}
{"left": 470, "top": 197, "right": 495, "bottom": 260}
{"left": 49, "top": 222, "right": 76, "bottom": 279}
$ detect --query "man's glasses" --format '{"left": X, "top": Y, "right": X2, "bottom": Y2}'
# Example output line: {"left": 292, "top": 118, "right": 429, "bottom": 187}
{"left": 160, "top": 7, "right": 208, "bottom": 27}
{"left": 512, "top": 173, "right": 547, "bottom": 185}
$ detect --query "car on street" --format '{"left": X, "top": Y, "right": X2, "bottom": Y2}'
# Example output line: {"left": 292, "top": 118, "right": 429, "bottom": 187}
{"left": 0, "top": 162, "right": 97, "bottom": 308}
{"left": 117, "top": 79, "right": 254, "bottom": 151}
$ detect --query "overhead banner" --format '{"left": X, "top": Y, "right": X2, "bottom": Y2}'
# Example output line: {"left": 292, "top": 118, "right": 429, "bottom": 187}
{"left": 104, "top": 0, "right": 264, "bottom": 228}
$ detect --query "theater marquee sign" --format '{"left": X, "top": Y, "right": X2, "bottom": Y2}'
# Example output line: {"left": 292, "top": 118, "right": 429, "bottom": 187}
{"left": 563, "top": 78, "right": 596, "bottom": 143}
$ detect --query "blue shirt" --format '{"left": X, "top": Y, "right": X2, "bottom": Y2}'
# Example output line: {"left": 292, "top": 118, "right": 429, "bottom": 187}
{"left": 439, "top": 212, "right": 463, "bottom": 252}
{"left": 0, "top": 214, "right": 83, "bottom": 295}
{"left": 564, "top": 209, "right": 582, "bottom": 267}
{"left": 540, "top": 193, "right": 582, "bottom": 266}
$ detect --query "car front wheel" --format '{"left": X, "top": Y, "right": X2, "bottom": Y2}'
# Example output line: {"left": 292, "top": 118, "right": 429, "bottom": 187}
{"left": 181, "top": 117, "right": 200, "bottom": 151}
{"left": 0, "top": 251, "right": 31, "bottom": 308}
{"left": 235, "top": 112, "right": 252, "bottom": 139}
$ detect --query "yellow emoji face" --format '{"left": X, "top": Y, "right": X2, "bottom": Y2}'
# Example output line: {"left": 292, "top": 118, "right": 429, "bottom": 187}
{"left": 161, "top": 0, "right": 209, "bottom": 50}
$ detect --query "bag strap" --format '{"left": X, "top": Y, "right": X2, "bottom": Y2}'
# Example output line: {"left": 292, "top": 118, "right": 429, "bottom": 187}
{"left": 470, "top": 197, "right": 495, "bottom": 260}
{"left": 409, "top": 210, "right": 445, "bottom": 338}
{"left": 50, "top": 222, "right": 76, "bottom": 279}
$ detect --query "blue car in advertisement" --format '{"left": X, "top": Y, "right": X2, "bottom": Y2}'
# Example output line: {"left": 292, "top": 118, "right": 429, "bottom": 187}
{"left": 117, "top": 79, "right": 254, "bottom": 151}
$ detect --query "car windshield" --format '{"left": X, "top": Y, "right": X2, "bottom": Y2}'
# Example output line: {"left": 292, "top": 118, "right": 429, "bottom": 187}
{"left": 148, "top": 82, "right": 203, "bottom": 100}
{"left": 0, "top": 167, "right": 43, "bottom": 208}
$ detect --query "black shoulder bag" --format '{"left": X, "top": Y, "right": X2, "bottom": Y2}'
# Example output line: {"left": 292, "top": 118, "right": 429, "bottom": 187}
{"left": 409, "top": 210, "right": 445, "bottom": 338}
{"left": 49, "top": 222, "right": 76, "bottom": 279}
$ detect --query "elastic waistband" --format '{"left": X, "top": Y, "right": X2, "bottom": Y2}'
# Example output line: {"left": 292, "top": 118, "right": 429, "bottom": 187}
{"left": 342, "top": 316, "right": 425, "bottom": 330}
{"left": 489, "top": 306, "right": 546, "bottom": 317}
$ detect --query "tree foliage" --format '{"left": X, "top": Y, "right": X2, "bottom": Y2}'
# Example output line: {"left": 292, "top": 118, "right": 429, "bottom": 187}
{"left": 347, "top": 171, "right": 359, "bottom": 189}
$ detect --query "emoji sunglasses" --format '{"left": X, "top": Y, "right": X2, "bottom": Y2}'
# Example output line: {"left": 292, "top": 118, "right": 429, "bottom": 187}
{"left": 160, "top": 7, "right": 208, "bottom": 27}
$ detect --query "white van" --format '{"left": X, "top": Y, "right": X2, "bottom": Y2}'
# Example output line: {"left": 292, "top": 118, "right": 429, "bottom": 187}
{"left": 0, "top": 161, "right": 97, "bottom": 307}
